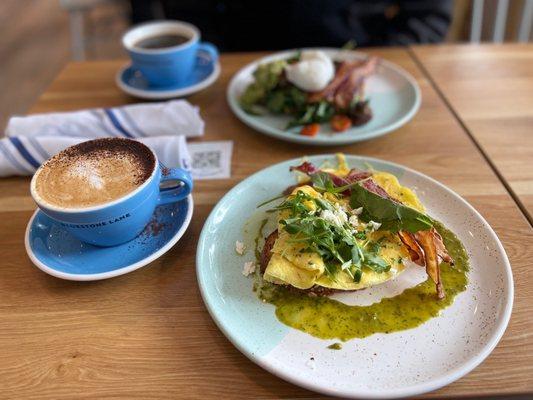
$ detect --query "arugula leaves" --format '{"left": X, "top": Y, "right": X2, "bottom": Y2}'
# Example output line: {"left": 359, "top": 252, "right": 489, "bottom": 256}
{"left": 272, "top": 190, "right": 390, "bottom": 283}
{"left": 350, "top": 184, "right": 433, "bottom": 233}
{"left": 310, "top": 172, "right": 360, "bottom": 196}
{"left": 265, "top": 86, "right": 307, "bottom": 115}
{"left": 286, "top": 101, "right": 335, "bottom": 129}
{"left": 310, "top": 172, "right": 337, "bottom": 193}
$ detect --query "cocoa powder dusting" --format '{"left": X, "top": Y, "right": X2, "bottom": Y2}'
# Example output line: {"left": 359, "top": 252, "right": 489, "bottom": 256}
{"left": 144, "top": 219, "right": 166, "bottom": 237}
{"left": 161, "top": 166, "right": 171, "bottom": 177}
{"left": 44, "top": 138, "right": 156, "bottom": 186}
{"left": 138, "top": 207, "right": 167, "bottom": 243}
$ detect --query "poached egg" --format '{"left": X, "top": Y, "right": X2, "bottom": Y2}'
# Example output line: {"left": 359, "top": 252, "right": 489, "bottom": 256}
{"left": 285, "top": 51, "right": 334, "bottom": 92}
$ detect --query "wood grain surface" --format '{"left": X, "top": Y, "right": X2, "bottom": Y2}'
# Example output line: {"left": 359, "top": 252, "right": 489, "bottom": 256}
{"left": 411, "top": 43, "right": 533, "bottom": 224}
{"left": 0, "top": 46, "right": 532, "bottom": 399}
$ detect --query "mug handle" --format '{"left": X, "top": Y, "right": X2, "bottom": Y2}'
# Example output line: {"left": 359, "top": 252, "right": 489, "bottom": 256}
{"left": 157, "top": 168, "right": 193, "bottom": 206}
{"left": 197, "top": 42, "right": 219, "bottom": 64}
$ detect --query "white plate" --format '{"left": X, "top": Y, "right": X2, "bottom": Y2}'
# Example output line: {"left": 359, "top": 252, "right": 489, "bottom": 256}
{"left": 227, "top": 49, "right": 421, "bottom": 145}
{"left": 197, "top": 155, "right": 513, "bottom": 398}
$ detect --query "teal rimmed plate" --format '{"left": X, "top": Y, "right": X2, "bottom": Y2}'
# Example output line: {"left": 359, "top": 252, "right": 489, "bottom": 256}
{"left": 227, "top": 49, "right": 421, "bottom": 146}
{"left": 196, "top": 154, "right": 512, "bottom": 399}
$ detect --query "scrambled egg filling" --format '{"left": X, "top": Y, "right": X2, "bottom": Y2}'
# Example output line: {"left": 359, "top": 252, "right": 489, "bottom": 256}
{"left": 263, "top": 155, "right": 422, "bottom": 291}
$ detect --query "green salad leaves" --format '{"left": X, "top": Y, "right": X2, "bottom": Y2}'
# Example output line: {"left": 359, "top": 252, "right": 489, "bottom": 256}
{"left": 239, "top": 56, "right": 336, "bottom": 129}
{"left": 350, "top": 184, "right": 433, "bottom": 233}
{"left": 259, "top": 160, "right": 436, "bottom": 284}
{"left": 272, "top": 191, "right": 390, "bottom": 283}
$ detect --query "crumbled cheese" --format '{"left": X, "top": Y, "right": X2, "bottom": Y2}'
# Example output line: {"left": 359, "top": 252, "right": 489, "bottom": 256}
{"left": 352, "top": 207, "right": 363, "bottom": 215}
{"left": 367, "top": 220, "right": 382, "bottom": 232}
{"left": 235, "top": 240, "right": 246, "bottom": 255}
{"left": 319, "top": 210, "right": 337, "bottom": 225}
{"left": 336, "top": 208, "right": 348, "bottom": 224}
{"left": 319, "top": 207, "right": 348, "bottom": 227}
{"left": 333, "top": 202, "right": 345, "bottom": 212}
{"left": 242, "top": 261, "right": 256, "bottom": 276}
{"left": 348, "top": 215, "right": 359, "bottom": 227}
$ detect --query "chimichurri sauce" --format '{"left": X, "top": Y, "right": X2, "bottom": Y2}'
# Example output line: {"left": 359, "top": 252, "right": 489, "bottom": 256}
{"left": 257, "top": 221, "right": 469, "bottom": 341}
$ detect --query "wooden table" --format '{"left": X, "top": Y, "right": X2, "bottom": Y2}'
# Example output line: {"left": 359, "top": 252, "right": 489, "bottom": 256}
{"left": 0, "top": 45, "right": 532, "bottom": 399}
{"left": 411, "top": 44, "right": 533, "bottom": 224}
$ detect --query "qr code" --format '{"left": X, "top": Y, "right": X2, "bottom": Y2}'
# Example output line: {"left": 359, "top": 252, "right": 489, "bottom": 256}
{"left": 188, "top": 141, "right": 232, "bottom": 179}
{"left": 192, "top": 151, "right": 221, "bottom": 171}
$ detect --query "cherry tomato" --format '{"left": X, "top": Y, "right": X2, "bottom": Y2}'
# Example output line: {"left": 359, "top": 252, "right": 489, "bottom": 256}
{"left": 331, "top": 115, "right": 352, "bottom": 132}
{"left": 300, "top": 123, "right": 320, "bottom": 136}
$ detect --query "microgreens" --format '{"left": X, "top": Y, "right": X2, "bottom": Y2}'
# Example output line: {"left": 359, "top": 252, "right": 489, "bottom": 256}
{"left": 269, "top": 190, "right": 390, "bottom": 283}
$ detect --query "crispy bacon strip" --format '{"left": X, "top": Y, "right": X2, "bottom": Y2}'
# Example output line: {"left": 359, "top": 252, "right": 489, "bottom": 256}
{"left": 398, "top": 231, "right": 425, "bottom": 266}
{"left": 307, "top": 60, "right": 365, "bottom": 103}
{"left": 307, "top": 57, "right": 379, "bottom": 105}
{"left": 399, "top": 228, "right": 452, "bottom": 299}
{"left": 334, "top": 78, "right": 364, "bottom": 110}
{"left": 433, "top": 229, "right": 454, "bottom": 265}
{"left": 415, "top": 230, "right": 445, "bottom": 299}
{"left": 333, "top": 57, "right": 379, "bottom": 109}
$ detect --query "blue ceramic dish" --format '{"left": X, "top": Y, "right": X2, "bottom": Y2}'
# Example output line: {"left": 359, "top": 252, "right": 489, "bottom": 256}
{"left": 122, "top": 20, "right": 218, "bottom": 87}
{"left": 116, "top": 56, "right": 220, "bottom": 100}
{"left": 25, "top": 196, "right": 192, "bottom": 281}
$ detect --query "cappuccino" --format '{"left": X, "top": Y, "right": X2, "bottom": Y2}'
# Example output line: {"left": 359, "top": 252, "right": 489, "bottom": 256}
{"left": 32, "top": 138, "right": 155, "bottom": 209}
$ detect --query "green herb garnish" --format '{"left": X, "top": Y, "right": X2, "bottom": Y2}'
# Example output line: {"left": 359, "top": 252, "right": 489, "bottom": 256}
{"left": 350, "top": 184, "right": 433, "bottom": 233}
{"left": 286, "top": 101, "right": 335, "bottom": 129}
{"left": 310, "top": 171, "right": 365, "bottom": 196}
{"left": 271, "top": 190, "right": 390, "bottom": 282}
{"left": 257, "top": 193, "right": 288, "bottom": 208}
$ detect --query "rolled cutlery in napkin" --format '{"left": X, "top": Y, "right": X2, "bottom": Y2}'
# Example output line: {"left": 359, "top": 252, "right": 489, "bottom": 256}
{"left": 0, "top": 99, "right": 233, "bottom": 179}
{"left": 0, "top": 136, "right": 190, "bottom": 177}
{"left": 6, "top": 100, "right": 204, "bottom": 139}
{"left": 0, "top": 99, "right": 203, "bottom": 177}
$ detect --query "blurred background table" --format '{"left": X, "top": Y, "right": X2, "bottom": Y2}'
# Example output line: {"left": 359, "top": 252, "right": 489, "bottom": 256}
{"left": 0, "top": 45, "right": 531, "bottom": 399}
{"left": 412, "top": 43, "right": 533, "bottom": 224}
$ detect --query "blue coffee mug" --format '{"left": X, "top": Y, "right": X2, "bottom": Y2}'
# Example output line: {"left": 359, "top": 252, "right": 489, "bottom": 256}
{"left": 122, "top": 20, "right": 218, "bottom": 87}
{"left": 31, "top": 146, "right": 193, "bottom": 247}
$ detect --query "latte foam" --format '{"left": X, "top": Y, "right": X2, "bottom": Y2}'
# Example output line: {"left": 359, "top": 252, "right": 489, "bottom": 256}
{"left": 32, "top": 138, "right": 155, "bottom": 209}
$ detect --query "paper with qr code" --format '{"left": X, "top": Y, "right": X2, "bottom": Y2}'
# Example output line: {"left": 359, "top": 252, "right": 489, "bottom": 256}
{"left": 187, "top": 141, "right": 233, "bottom": 180}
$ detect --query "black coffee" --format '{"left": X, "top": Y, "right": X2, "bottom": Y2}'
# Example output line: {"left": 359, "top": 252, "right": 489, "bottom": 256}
{"left": 134, "top": 34, "right": 190, "bottom": 49}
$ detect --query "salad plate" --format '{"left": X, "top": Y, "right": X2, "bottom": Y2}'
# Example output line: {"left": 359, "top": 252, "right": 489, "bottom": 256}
{"left": 196, "top": 155, "right": 513, "bottom": 398}
{"left": 227, "top": 49, "right": 421, "bottom": 146}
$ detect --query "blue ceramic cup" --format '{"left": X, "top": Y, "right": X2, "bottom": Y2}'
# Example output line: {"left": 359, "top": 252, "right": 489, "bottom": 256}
{"left": 122, "top": 20, "right": 218, "bottom": 87}
{"left": 30, "top": 140, "right": 193, "bottom": 247}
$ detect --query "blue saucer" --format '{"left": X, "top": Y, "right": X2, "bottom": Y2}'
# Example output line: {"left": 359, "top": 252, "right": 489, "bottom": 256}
{"left": 25, "top": 196, "right": 193, "bottom": 281}
{"left": 116, "top": 54, "right": 220, "bottom": 100}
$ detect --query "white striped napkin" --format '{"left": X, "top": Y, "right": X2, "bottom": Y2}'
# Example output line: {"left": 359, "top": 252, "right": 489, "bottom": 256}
{"left": 0, "top": 100, "right": 203, "bottom": 177}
